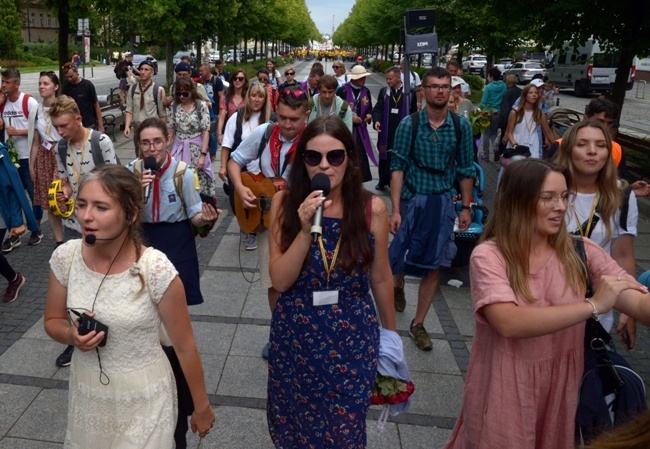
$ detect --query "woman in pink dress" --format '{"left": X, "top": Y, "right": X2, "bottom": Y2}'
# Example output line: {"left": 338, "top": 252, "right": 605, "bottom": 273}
{"left": 444, "top": 158, "right": 650, "bottom": 449}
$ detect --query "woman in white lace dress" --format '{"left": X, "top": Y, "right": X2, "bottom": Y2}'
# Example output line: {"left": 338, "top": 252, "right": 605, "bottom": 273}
{"left": 44, "top": 165, "right": 214, "bottom": 448}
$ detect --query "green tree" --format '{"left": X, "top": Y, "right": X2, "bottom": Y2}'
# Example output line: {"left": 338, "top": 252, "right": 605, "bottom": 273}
{"left": 490, "top": 0, "right": 650, "bottom": 108}
{"left": 0, "top": 0, "right": 23, "bottom": 61}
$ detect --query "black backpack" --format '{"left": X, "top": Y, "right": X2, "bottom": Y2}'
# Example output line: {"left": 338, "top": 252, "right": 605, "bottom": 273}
{"left": 57, "top": 130, "right": 120, "bottom": 168}
{"left": 231, "top": 107, "right": 277, "bottom": 154}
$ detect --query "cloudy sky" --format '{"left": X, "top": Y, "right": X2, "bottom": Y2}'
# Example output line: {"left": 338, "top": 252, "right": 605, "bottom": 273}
{"left": 306, "top": 0, "right": 354, "bottom": 37}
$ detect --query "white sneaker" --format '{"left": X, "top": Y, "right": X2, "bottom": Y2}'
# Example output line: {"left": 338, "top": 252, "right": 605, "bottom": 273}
{"left": 245, "top": 234, "right": 258, "bottom": 251}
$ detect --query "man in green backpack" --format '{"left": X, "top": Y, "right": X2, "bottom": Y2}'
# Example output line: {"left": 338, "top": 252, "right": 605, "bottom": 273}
{"left": 307, "top": 75, "right": 352, "bottom": 131}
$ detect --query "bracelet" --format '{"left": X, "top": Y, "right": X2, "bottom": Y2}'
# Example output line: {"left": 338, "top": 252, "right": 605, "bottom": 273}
{"left": 461, "top": 205, "right": 471, "bottom": 211}
{"left": 584, "top": 298, "right": 599, "bottom": 321}
{"left": 201, "top": 152, "right": 207, "bottom": 156}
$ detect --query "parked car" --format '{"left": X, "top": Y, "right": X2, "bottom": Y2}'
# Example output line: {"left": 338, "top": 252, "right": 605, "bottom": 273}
{"left": 462, "top": 55, "right": 487, "bottom": 76}
{"left": 503, "top": 61, "right": 548, "bottom": 84}
{"left": 132, "top": 54, "right": 158, "bottom": 74}
{"left": 493, "top": 58, "right": 514, "bottom": 75}
{"left": 172, "top": 51, "right": 196, "bottom": 68}
{"left": 208, "top": 52, "right": 221, "bottom": 63}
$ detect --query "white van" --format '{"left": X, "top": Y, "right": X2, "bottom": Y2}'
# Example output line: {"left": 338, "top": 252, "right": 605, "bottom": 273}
{"left": 546, "top": 39, "right": 636, "bottom": 97}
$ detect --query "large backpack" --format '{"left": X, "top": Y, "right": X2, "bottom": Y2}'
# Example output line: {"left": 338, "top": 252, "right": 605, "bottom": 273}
{"left": 172, "top": 99, "right": 203, "bottom": 124}
{"left": 573, "top": 236, "right": 647, "bottom": 445}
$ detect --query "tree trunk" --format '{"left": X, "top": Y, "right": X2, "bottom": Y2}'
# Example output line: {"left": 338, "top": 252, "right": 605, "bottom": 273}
{"left": 166, "top": 38, "right": 174, "bottom": 87}
{"left": 243, "top": 33, "right": 247, "bottom": 62}
{"left": 57, "top": 0, "right": 70, "bottom": 81}
{"left": 253, "top": 39, "right": 258, "bottom": 62}
{"left": 196, "top": 37, "right": 202, "bottom": 67}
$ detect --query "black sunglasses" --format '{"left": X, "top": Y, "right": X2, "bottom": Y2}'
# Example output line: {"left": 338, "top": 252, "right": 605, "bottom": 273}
{"left": 176, "top": 91, "right": 190, "bottom": 98}
{"left": 286, "top": 72, "right": 295, "bottom": 76}
{"left": 233, "top": 76, "right": 245, "bottom": 81}
{"left": 304, "top": 149, "right": 346, "bottom": 167}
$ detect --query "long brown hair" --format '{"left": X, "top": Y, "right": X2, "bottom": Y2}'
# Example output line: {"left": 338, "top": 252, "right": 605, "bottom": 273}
{"left": 584, "top": 411, "right": 650, "bottom": 449}
{"left": 554, "top": 120, "right": 622, "bottom": 243}
{"left": 226, "top": 69, "right": 248, "bottom": 101}
{"left": 78, "top": 165, "right": 146, "bottom": 288}
{"left": 514, "top": 84, "right": 544, "bottom": 126}
{"left": 279, "top": 116, "right": 373, "bottom": 273}
{"left": 482, "top": 159, "right": 586, "bottom": 303}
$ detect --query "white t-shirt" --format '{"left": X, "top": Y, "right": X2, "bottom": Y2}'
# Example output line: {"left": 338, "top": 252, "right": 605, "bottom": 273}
{"left": 2, "top": 93, "right": 39, "bottom": 159}
{"left": 269, "top": 70, "right": 281, "bottom": 88}
{"left": 222, "top": 110, "right": 261, "bottom": 173}
{"left": 400, "top": 71, "right": 421, "bottom": 90}
{"left": 56, "top": 131, "right": 118, "bottom": 232}
{"left": 335, "top": 74, "right": 348, "bottom": 88}
{"left": 565, "top": 190, "right": 638, "bottom": 331}
{"left": 36, "top": 105, "right": 62, "bottom": 143}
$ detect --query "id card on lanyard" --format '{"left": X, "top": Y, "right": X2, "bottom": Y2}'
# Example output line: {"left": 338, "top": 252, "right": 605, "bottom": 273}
{"left": 313, "top": 235, "right": 342, "bottom": 306}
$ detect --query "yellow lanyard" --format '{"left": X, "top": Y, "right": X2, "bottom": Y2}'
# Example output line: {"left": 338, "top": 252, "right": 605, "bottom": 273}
{"left": 70, "top": 129, "right": 89, "bottom": 185}
{"left": 43, "top": 107, "right": 52, "bottom": 139}
{"left": 573, "top": 191, "right": 599, "bottom": 238}
{"left": 318, "top": 234, "right": 342, "bottom": 288}
{"left": 318, "top": 100, "right": 335, "bottom": 118}
{"left": 391, "top": 89, "right": 402, "bottom": 106}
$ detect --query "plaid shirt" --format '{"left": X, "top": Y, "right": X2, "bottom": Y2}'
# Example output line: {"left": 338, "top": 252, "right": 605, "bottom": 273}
{"left": 390, "top": 109, "right": 475, "bottom": 200}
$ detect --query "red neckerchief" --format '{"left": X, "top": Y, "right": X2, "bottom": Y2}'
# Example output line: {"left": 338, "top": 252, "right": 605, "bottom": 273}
{"left": 151, "top": 153, "right": 172, "bottom": 223}
{"left": 269, "top": 124, "right": 303, "bottom": 176}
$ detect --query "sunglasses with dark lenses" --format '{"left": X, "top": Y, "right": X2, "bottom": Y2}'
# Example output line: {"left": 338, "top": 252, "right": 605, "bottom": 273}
{"left": 176, "top": 91, "right": 190, "bottom": 98}
{"left": 233, "top": 76, "right": 245, "bottom": 81}
{"left": 286, "top": 72, "right": 295, "bottom": 76}
{"left": 332, "top": 65, "right": 341, "bottom": 69}
{"left": 282, "top": 88, "right": 306, "bottom": 99}
{"left": 304, "top": 149, "right": 346, "bottom": 167}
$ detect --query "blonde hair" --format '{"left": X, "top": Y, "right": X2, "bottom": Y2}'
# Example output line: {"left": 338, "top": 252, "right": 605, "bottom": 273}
{"left": 49, "top": 95, "right": 80, "bottom": 118}
{"left": 243, "top": 82, "right": 271, "bottom": 123}
{"left": 482, "top": 159, "right": 586, "bottom": 303}
{"left": 514, "top": 84, "right": 544, "bottom": 126}
{"left": 554, "top": 120, "right": 622, "bottom": 243}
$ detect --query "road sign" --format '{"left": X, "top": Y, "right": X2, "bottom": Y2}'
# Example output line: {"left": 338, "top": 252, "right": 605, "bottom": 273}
{"left": 77, "top": 18, "right": 89, "bottom": 36}
{"left": 404, "top": 32, "right": 438, "bottom": 54}
{"left": 404, "top": 9, "right": 436, "bottom": 28}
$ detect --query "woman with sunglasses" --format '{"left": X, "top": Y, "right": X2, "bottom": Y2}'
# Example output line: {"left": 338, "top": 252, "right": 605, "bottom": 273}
{"left": 555, "top": 120, "right": 639, "bottom": 348}
{"left": 267, "top": 116, "right": 396, "bottom": 447}
{"left": 278, "top": 67, "right": 298, "bottom": 90}
{"left": 28, "top": 71, "right": 64, "bottom": 244}
{"left": 167, "top": 77, "right": 216, "bottom": 200}
{"left": 444, "top": 158, "right": 650, "bottom": 449}
{"left": 266, "top": 59, "right": 282, "bottom": 89}
{"left": 217, "top": 69, "right": 248, "bottom": 145}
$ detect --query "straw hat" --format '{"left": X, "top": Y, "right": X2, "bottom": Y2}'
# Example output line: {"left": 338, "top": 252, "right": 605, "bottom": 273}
{"left": 348, "top": 65, "right": 370, "bottom": 80}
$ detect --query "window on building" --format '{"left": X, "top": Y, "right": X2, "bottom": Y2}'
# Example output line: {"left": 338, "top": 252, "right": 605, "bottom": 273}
{"left": 48, "top": 14, "right": 51, "bottom": 27}
{"left": 31, "top": 12, "right": 35, "bottom": 26}
{"left": 40, "top": 13, "right": 44, "bottom": 26}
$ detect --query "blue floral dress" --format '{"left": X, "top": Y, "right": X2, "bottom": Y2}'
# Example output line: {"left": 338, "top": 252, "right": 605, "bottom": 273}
{"left": 267, "top": 217, "right": 379, "bottom": 448}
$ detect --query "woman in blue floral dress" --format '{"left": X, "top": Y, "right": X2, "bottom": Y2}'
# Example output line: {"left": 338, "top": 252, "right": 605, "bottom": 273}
{"left": 267, "top": 116, "right": 397, "bottom": 448}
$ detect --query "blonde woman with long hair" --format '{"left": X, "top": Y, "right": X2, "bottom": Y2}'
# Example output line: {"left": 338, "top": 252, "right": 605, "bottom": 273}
{"left": 444, "top": 159, "right": 650, "bottom": 449}
{"left": 555, "top": 119, "right": 639, "bottom": 346}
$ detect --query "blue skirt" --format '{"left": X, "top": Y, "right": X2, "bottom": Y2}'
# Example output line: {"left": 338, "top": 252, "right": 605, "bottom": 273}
{"left": 142, "top": 220, "right": 203, "bottom": 305}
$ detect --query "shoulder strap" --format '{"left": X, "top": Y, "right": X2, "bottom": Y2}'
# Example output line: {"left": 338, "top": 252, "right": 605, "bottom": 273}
{"left": 339, "top": 100, "right": 348, "bottom": 119}
{"left": 409, "top": 111, "right": 419, "bottom": 160}
{"left": 22, "top": 94, "right": 31, "bottom": 119}
{"left": 195, "top": 99, "right": 202, "bottom": 123}
{"left": 307, "top": 97, "right": 315, "bottom": 113}
{"left": 257, "top": 123, "right": 275, "bottom": 160}
{"left": 174, "top": 160, "right": 188, "bottom": 214}
{"left": 130, "top": 84, "right": 138, "bottom": 102}
{"left": 619, "top": 186, "right": 632, "bottom": 232}
{"left": 58, "top": 139, "right": 69, "bottom": 169}
{"left": 572, "top": 235, "right": 593, "bottom": 297}
{"left": 90, "top": 130, "right": 104, "bottom": 167}
{"left": 449, "top": 111, "right": 462, "bottom": 167}
{"left": 133, "top": 159, "right": 144, "bottom": 178}
{"left": 153, "top": 84, "right": 160, "bottom": 109}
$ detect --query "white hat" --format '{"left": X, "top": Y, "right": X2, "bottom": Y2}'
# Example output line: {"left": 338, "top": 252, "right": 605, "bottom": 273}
{"left": 451, "top": 76, "right": 463, "bottom": 88}
{"left": 530, "top": 78, "right": 544, "bottom": 88}
{"left": 348, "top": 65, "right": 370, "bottom": 80}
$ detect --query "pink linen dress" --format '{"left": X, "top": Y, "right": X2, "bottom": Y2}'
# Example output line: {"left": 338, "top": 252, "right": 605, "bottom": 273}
{"left": 444, "top": 239, "right": 626, "bottom": 449}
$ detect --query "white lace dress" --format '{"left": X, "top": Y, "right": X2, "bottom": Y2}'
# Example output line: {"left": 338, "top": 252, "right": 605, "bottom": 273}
{"left": 50, "top": 240, "right": 179, "bottom": 449}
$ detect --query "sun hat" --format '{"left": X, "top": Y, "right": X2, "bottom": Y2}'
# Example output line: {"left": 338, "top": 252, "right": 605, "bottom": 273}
{"left": 348, "top": 65, "right": 370, "bottom": 80}
{"left": 451, "top": 76, "right": 463, "bottom": 88}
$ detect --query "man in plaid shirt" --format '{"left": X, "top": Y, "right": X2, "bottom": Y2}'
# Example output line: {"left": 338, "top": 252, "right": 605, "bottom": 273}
{"left": 389, "top": 66, "right": 475, "bottom": 351}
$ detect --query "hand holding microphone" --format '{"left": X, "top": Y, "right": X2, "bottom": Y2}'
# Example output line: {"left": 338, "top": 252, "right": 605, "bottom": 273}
{"left": 142, "top": 157, "right": 158, "bottom": 204}
{"left": 310, "top": 173, "right": 331, "bottom": 243}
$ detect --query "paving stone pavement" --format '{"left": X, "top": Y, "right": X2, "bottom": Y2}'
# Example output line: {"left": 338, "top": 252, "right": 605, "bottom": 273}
{"left": 0, "top": 61, "right": 648, "bottom": 448}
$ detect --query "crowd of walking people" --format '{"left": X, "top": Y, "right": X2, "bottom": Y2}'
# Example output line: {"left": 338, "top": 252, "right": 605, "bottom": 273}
{"left": 1, "top": 52, "right": 650, "bottom": 448}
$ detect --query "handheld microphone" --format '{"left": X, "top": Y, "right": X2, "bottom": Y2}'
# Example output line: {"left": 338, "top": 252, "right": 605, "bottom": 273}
{"left": 310, "top": 173, "right": 331, "bottom": 243}
{"left": 84, "top": 224, "right": 130, "bottom": 245}
{"left": 143, "top": 157, "right": 158, "bottom": 204}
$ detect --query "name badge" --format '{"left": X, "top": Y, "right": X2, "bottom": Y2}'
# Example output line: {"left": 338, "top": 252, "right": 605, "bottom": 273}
{"left": 391, "top": 108, "right": 399, "bottom": 114}
{"left": 313, "top": 290, "right": 339, "bottom": 306}
{"left": 42, "top": 141, "right": 53, "bottom": 151}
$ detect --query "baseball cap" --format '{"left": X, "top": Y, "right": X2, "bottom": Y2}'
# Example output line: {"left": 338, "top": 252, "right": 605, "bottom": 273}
{"left": 138, "top": 60, "right": 154, "bottom": 70}
{"left": 530, "top": 79, "right": 545, "bottom": 88}
{"left": 175, "top": 61, "right": 191, "bottom": 73}
{"left": 451, "top": 76, "right": 463, "bottom": 88}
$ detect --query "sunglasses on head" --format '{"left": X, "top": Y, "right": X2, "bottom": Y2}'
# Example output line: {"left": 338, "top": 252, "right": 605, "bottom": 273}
{"left": 304, "top": 149, "right": 346, "bottom": 167}
{"left": 281, "top": 88, "right": 306, "bottom": 99}
{"left": 233, "top": 76, "right": 245, "bottom": 81}
{"left": 176, "top": 91, "right": 190, "bottom": 98}
{"left": 40, "top": 71, "right": 56, "bottom": 76}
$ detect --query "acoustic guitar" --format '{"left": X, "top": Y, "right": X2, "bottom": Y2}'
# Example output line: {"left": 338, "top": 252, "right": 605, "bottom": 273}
{"left": 234, "top": 172, "right": 287, "bottom": 234}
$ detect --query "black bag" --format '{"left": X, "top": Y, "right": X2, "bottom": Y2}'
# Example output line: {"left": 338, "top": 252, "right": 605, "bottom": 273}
{"left": 501, "top": 145, "right": 531, "bottom": 159}
{"left": 573, "top": 236, "right": 648, "bottom": 445}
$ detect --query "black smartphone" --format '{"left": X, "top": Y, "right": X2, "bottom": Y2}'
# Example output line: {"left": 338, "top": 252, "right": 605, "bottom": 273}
{"left": 78, "top": 313, "right": 109, "bottom": 347}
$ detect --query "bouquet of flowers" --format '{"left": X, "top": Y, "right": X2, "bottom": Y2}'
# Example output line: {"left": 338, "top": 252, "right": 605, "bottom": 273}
{"left": 5, "top": 119, "right": 20, "bottom": 168}
{"left": 469, "top": 107, "right": 497, "bottom": 136}
{"left": 371, "top": 374, "right": 415, "bottom": 406}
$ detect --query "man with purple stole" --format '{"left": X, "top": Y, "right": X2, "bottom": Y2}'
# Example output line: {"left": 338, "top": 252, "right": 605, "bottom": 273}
{"left": 336, "top": 65, "right": 375, "bottom": 182}
{"left": 372, "top": 66, "right": 417, "bottom": 191}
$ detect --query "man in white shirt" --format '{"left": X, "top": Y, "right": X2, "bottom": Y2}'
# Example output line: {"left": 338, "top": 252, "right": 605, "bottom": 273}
{"left": 227, "top": 87, "right": 309, "bottom": 359}
{"left": 0, "top": 68, "right": 43, "bottom": 249}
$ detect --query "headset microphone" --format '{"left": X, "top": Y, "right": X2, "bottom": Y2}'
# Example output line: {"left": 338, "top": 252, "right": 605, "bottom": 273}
{"left": 84, "top": 224, "right": 130, "bottom": 245}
